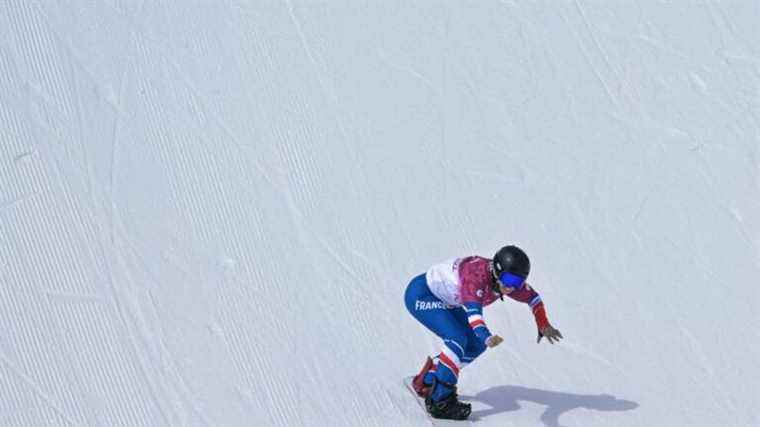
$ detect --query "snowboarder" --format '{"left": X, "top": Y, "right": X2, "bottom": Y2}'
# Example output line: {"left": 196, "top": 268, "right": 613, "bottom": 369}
{"left": 404, "top": 245, "right": 563, "bottom": 421}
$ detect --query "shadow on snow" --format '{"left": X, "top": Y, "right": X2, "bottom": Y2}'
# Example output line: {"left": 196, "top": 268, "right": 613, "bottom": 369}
{"left": 461, "top": 385, "right": 639, "bottom": 427}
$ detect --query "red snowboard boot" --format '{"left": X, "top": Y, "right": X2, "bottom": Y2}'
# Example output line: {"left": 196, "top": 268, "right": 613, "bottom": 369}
{"left": 412, "top": 357, "right": 435, "bottom": 397}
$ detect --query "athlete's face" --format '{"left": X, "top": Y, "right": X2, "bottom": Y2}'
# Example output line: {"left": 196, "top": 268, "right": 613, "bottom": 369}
{"left": 495, "top": 268, "right": 526, "bottom": 289}
{"left": 490, "top": 262, "right": 527, "bottom": 295}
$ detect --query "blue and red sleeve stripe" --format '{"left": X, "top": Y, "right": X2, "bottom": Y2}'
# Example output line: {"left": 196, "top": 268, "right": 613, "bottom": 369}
{"left": 464, "top": 302, "right": 492, "bottom": 344}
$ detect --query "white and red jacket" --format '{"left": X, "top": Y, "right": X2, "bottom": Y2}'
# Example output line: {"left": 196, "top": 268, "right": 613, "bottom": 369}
{"left": 426, "top": 256, "right": 551, "bottom": 344}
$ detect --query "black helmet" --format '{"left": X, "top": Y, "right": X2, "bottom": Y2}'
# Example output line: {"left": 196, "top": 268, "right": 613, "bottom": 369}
{"left": 493, "top": 245, "right": 530, "bottom": 285}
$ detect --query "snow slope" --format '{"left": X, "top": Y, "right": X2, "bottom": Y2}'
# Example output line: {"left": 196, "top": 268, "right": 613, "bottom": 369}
{"left": 1, "top": 1, "right": 759, "bottom": 426}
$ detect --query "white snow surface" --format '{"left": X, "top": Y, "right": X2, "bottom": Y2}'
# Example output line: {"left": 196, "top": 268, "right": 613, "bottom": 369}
{"left": 1, "top": 2, "right": 759, "bottom": 426}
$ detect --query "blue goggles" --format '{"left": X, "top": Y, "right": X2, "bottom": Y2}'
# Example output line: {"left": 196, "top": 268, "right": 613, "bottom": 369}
{"left": 498, "top": 271, "right": 526, "bottom": 289}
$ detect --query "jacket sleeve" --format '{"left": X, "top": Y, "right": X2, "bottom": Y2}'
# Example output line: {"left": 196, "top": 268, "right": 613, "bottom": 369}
{"left": 506, "top": 283, "right": 551, "bottom": 331}
{"left": 463, "top": 302, "right": 492, "bottom": 345}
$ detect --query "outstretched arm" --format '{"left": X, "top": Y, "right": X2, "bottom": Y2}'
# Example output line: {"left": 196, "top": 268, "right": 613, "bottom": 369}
{"left": 507, "top": 283, "right": 563, "bottom": 344}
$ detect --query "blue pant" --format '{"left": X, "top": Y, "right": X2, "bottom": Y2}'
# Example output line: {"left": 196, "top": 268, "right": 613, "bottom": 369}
{"left": 404, "top": 274, "right": 487, "bottom": 400}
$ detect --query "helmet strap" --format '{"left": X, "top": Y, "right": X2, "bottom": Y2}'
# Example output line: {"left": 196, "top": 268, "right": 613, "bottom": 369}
{"left": 489, "top": 261, "right": 504, "bottom": 301}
